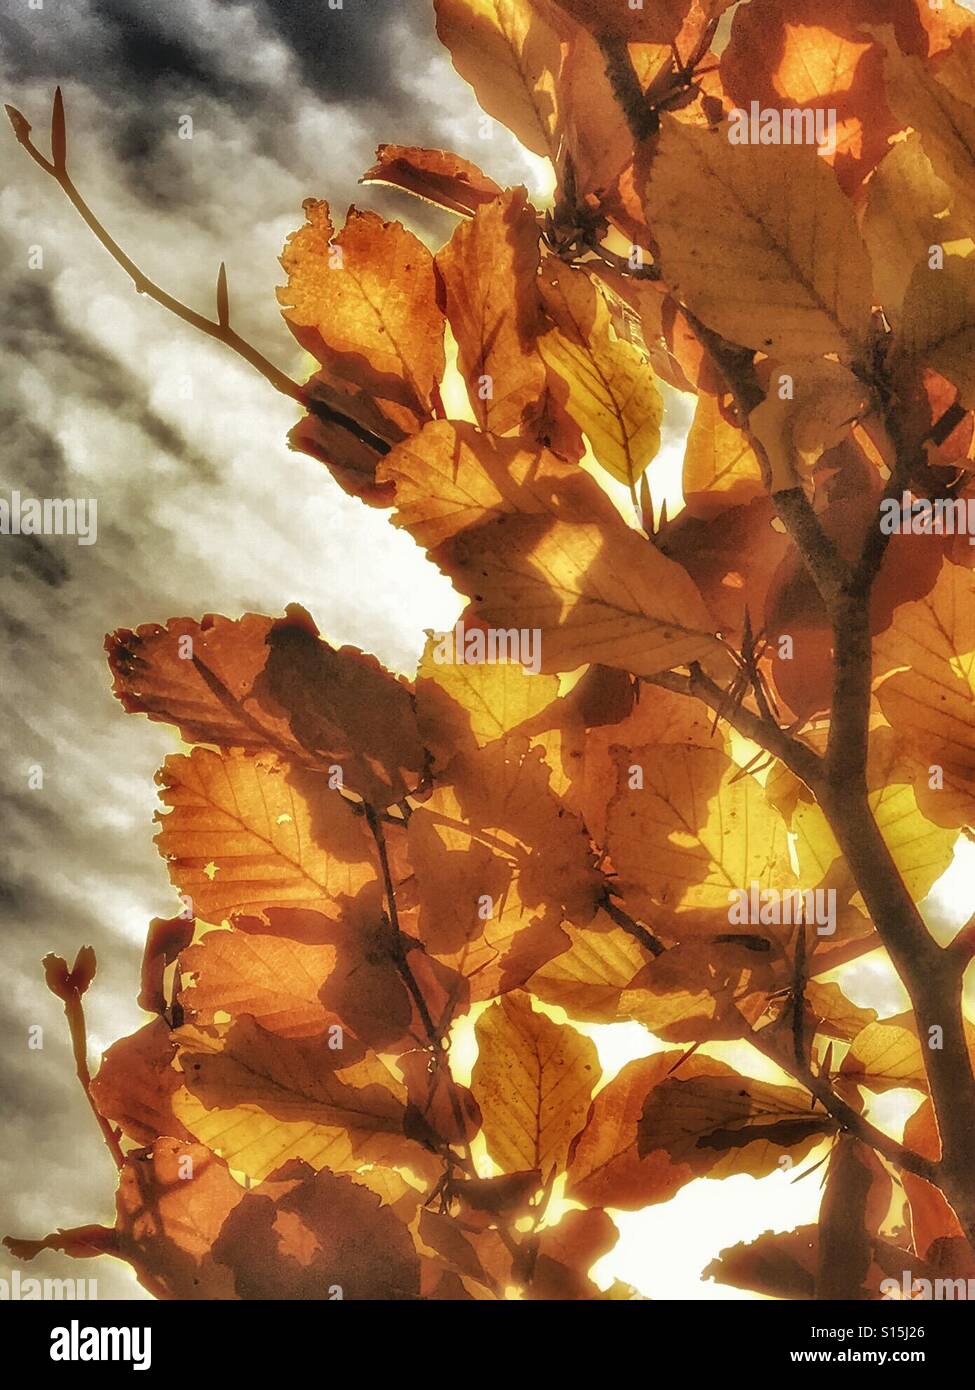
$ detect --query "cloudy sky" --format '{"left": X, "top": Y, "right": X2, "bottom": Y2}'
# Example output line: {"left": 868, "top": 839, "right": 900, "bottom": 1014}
{"left": 2, "top": 0, "right": 973, "bottom": 1303}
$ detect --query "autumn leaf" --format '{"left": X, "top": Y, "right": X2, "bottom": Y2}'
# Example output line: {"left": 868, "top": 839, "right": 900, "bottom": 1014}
{"left": 899, "top": 256, "right": 975, "bottom": 412}
{"left": 646, "top": 117, "right": 874, "bottom": 359}
{"left": 749, "top": 359, "right": 870, "bottom": 492}
{"left": 178, "top": 929, "right": 346, "bottom": 1040}
{"left": 554, "top": 25, "right": 643, "bottom": 202}
{"left": 536, "top": 260, "right": 663, "bottom": 488}
{"left": 90, "top": 1018, "right": 193, "bottom": 1146}
{"left": 173, "top": 1017, "right": 435, "bottom": 1183}
{"left": 279, "top": 199, "right": 445, "bottom": 428}
{"left": 154, "top": 747, "right": 376, "bottom": 921}
{"left": 840, "top": 1020, "right": 928, "bottom": 1093}
{"left": 415, "top": 634, "right": 560, "bottom": 769}
{"left": 561, "top": 1050, "right": 684, "bottom": 1206}
{"left": 606, "top": 743, "right": 795, "bottom": 929}
{"left": 436, "top": 187, "right": 547, "bottom": 437}
{"left": 682, "top": 390, "right": 764, "bottom": 517}
{"left": 226, "top": 899, "right": 447, "bottom": 1055}
{"left": 721, "top": 0, "right": 894, "bottom": 192}
{"left": 524, "top": 1207, "right": 619, "bottom": 1300}
{"left": 527, "top": 910, "right": 648, "bottom": 1023}
{"left": 637, "top": 1057, "right": 833, "bottom": 1177}
{"left": 138, "top": 915, "right": 195, "bottom": 1016}
{"left": 361, "top": 144, "right": 502, "bottom": 217}
{"left": 381, "top": 419, "right": 729, "bottom": 678}
{"left": 108, "top": 607, "right": 427, "bottom": 806}
{"left": 406, "top": 738, "right": 599, "bottom": 997}
{"left": 875, "top": 558, "right": 975, "bottom": 826}
{"left": 792, "top": 729, "right": 956, "bottom": 897}
{"left": 434, "top": 0, "right": 562, "bottom": 160}
{"left": 881, "top": 36, "right": 975, "bottom": 223}
{"left": 862, "top": 135, "right": 955, "bottom": 327}
{"left": 212, "top": 1162, "right": 422, "bottom": 1300}
{"left": 472, "top": 992, "right": 600, "bottom": 1177}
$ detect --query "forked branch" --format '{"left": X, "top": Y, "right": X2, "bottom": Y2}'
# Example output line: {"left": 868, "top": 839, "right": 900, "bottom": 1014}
{"left": 5, "top": 89, "right": 389, "bottom": 455}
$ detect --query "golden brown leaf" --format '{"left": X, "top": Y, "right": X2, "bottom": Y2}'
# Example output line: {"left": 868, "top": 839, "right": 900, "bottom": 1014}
{"left": 682, "top": 390, "right": 764, "bottom": 518}
{"left": 436, "top": 188, "right": 547, "bottom": 437}
{"left": 154, "top": 747, "right": 376, "bottom": 922}
{"left": 434, "top": 0, "right": 562, "bottom": 159}
{"left": 279, "top": 199, "right": 445, "bottom": 428}
{"left": 173, "top": 1018, "right": 434, "bottom": 1183}
{"left": 90, "top": 1019, "right": 193, "bottom": 1146}
{"left": 536, "top": 261, "right": 663, "bottom": 487}
{"left": 472, "top": 992, "right": 600, "bottom": 1177}
{"left": 646, "top": 117, "right": 874, "bottom": 360}
{"left": 361, "top": 144, "right": 502, "bottom": 217}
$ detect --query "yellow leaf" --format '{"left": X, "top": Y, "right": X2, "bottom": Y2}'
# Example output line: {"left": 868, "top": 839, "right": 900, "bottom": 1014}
{"left": 682, "top": 391, "right": 764, "bottom": 518}
{"left": 154, "top": 747, "right": 376, "bottom": 921}
{"left": 445, "top": 511, "right": 731, "bottom": 677}
{"left": 646, "top": 117, "right": 873, "bottom": 359}
{"left": 536, "top": 262, "right": 663, "bottom": 488}
{"left": 841, "top": 1021, "right": 928, "bottom": 1093}
{"left": 173, "top": 1018, "right": 436, "bottom": 1183}
{"left": 527, "top": 910, "right": 647, "bottom": 1022}
{"left": 434, "top": 0, "right": 561, "bottom": 159}
{"left": 416, "top": 636, "right": 560, "bottom": 769}
{"left": 381, "top": 420, "right": 730, "bottom": 679}
{"left": 793, "top": 730, "right": 955, "bottom": 898}
{"left": 471, "top": 993, "right": 600, "bottom": 1176}
{"left": 606, "top": 744, "right": 795, "bottom": 927}
{"left": 899, "top": 256, "right": 975, "bottom": 411}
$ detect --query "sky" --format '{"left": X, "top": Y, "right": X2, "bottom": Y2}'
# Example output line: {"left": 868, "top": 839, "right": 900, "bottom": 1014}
{"left": 1, "top": 0, "right": 973, "bottom": 1303}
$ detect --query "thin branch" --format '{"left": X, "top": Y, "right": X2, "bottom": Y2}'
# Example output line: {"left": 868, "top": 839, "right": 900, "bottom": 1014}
{"left": 362, "top": 803, "right": 482, "bottom": 1185}
{"left": 597, "top": 36, "right": 657, "bottom": 142}
{"left": 364, "top": 804, "right": 441, "bottom": 1045}
{"left": 601, "top": 892, "right": 667, "bottom": 957}
{"left": 5, "top": 92, "right": 390, "bottom": 456}
{"left": 43, "top": 952, "right": 125, "bottom": 1171}
{"left": 644, "top": 667, "right": 823, "bottom": 790}
{"left": 747, "top": 1026, "right": 938, "bottom": 1185}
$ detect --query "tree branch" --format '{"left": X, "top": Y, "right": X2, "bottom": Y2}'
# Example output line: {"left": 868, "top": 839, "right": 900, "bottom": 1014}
{"left": 5, "top": 92, "right": 390, "bottom": 456}
{"left": 43, "top": 951, "right": 125, "bottom": 1172}
{"left": 644, "top": 667, "right": 823, "bottom": 790}
{"left": 601, "top": 892, "right": 667, "bottom": 957}
{"left": 597, "top": 36, "right": 657, "bottom": 142}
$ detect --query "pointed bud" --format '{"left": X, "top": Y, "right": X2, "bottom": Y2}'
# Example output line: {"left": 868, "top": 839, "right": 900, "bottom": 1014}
{"left": 51, "top": 87, "right": 66, "bottom": 170}
{"left": 216, "top": 261, "right": 229, "bottom": 328}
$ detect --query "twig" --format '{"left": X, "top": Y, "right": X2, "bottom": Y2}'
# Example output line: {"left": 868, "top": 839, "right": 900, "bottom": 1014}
{"left": 643, "top": 667, "right": 823, "bottom": 790}
{"left": 746, "top": 1025, "right": 937, "bottom": 1184}
{"left": 5, "top": 91, "right": 390, "bottom": 456}
{"left": 601, "top": 892, "right": 667, "bottom": 957}
{"left": 42, "top": 950, "right": 125, "bottom": 1171}
{"left": 362, "top": 804, "right": 481, "bottom": 1177}
{"left": 597, "top": 36, "right": 657, "bottom": 142}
